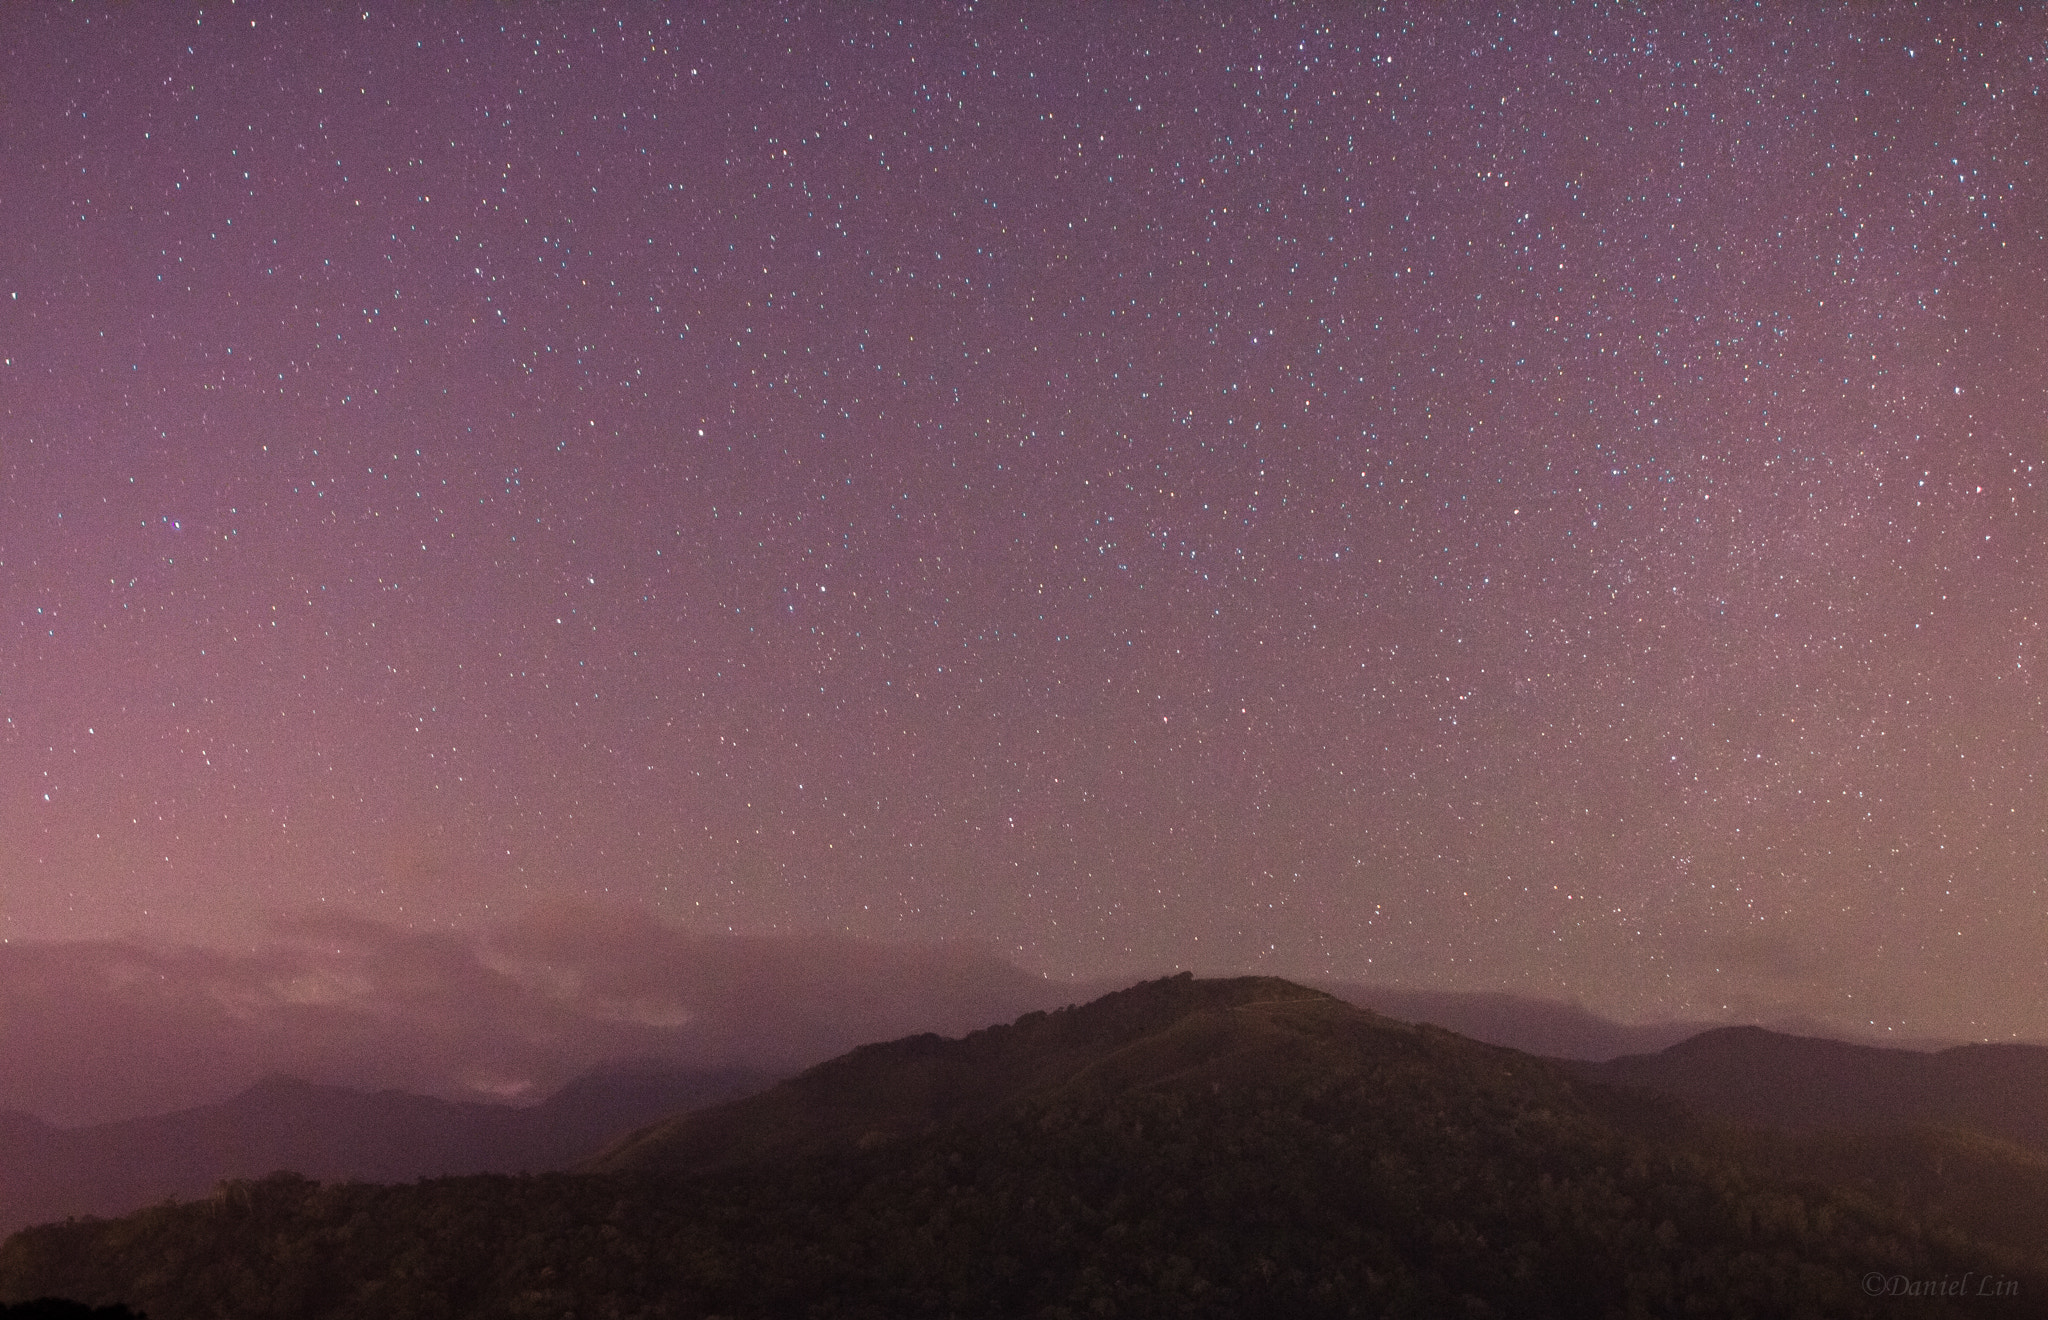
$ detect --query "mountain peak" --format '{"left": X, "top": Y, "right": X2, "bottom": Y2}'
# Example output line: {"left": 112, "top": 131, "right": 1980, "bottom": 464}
{"left": 588, "top": 974, "right": 1448, "bottom": 1176}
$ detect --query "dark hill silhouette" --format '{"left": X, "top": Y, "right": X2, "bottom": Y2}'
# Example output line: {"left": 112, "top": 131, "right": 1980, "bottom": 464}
{"left": 0, "top": 1064, "right": 768, "bottom": 1238}
{"left": 5, "top": 976, "right": 2044, "bottom": 1319}
{"left": 1578, "top": 1024, "right": 2048, "bottom": 1150}
{"left": 588, "top": 973, "right": 1360, "bottom": 1173}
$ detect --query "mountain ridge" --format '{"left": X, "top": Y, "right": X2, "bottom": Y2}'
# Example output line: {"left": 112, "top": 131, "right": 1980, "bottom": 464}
{"left": 1578, "top": 1023, "right": 2048, "bottom": 1150}
{"left": 6, "top": 975, "right": 2047, "bottom": 1318}
{"left": 0, "top": 1063, "right": 770, "bottom": 1238}
{"left": 588, "top": 972, "right": 1343, "bottom": 1174}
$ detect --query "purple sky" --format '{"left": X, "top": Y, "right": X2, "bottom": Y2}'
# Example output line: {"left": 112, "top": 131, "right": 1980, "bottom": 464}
{"left": 1, "top": 4, "right": 2043, "bottom": 1041}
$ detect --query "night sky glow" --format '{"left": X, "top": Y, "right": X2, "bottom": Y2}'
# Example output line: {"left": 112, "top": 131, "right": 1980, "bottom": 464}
{"left": 2, "top": 5, "right": 2044, "bottom": 1041}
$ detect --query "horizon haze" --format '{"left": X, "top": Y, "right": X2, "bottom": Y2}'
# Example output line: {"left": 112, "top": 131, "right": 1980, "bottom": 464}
{"left": 0, "top": 909, "right": 1996, "bottom": 1129}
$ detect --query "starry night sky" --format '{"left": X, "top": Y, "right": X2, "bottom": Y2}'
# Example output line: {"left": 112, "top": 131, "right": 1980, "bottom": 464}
{"left": 2, "top": 4, "right": 2043, "bottom": 1040}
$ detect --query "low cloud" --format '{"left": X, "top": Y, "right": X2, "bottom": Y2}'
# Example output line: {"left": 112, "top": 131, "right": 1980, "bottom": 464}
{"left": 0, "top": 907, "right": 1075, "bottom": 1125}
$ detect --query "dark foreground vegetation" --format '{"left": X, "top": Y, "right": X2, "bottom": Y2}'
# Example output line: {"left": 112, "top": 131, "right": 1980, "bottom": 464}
{"left": 0, "top": 1300, "right": 145, "bottom": 1318}
{"left": 3, "top": 976, "right": 2044, "bottom": 1318}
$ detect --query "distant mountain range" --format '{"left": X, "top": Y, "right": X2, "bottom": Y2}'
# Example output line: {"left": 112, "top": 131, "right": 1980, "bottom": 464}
{"left": 1578, "top": 1023, "right": 2048, "bottom": 1150}
{"left": 0, "top": 917, "right": 1080, "bottom": 1128}
{"left": 1322, "top": 980, "right": 1715, "bottom": 1060}
{"left": 1572, "top": 1024, "right": 2048, "bottom": 1269}
{"left": 0, "top": 1064, "right": 769, "bottom": 1239}
{"left": 0, "top": 976, "right": 1723, "bottom": 1242}
{"left": 7, "top": 975, "right": 2045, "bottom": 1319}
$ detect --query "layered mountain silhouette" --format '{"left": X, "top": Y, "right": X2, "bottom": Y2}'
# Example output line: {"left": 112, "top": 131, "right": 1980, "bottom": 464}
{"left": 0, "top": 974, "right": 1727, "bottom": 1242}
{"left": 0, "top": 1064, "right": 768, "bottom": 1238}
{"left": 1570, "top": 1026, "right": 2048, "bottom": 1269}
{"left": 1578, "top": 1024, "right": 2048, "bottom": 1150}
{"left": 1323, "top": 980, "right": 1713, "bottom": 1060}
{"left": 587, "top": 972, "right": 1369, "bottom": 1174}
{"left": 6, "top": 974, "right": 2045, "bottom": 1318}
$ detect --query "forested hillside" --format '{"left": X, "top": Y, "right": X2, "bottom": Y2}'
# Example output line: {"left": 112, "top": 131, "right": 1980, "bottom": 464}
{"left": 3, "top": 976, "right": 2041, "bottom": 1318}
